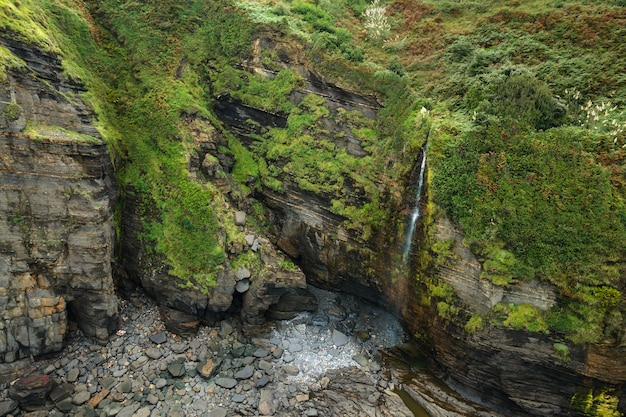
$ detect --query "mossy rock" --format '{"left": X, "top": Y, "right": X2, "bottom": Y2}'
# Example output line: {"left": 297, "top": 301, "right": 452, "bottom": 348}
{"left": 3, "top": 103, "right": 21, "bottom": 120}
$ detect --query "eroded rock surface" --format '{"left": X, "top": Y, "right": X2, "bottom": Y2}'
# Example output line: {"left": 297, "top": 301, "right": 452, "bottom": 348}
{"left": 0, "top": 36, "right": 118, "bottom": 375}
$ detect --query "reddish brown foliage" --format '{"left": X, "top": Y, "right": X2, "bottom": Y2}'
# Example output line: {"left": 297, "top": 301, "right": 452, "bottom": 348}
{"left": 389, "top": 0, "right": 433, "bottom": 30}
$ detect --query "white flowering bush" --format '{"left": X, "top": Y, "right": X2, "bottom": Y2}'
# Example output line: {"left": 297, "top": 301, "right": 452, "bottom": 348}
{"left": 363, "top": 0, "right": 390, "bottom": 41}
{"left": 564, "top": 88, "right": 626, "bottom": 148}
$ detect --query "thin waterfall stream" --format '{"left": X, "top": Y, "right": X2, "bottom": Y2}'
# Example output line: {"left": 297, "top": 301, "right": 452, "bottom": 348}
{"left": 403, "top": 151, "right": 427, "bottom": 259}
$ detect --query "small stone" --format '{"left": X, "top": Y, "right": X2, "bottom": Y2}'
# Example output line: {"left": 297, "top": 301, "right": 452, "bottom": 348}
{"left": 320, "top": 377, "right": 330, "bottom": 389}
{"left": 207, "top": 407, "right": 228, "bottom": 417}
{"left": 245, "top": 234, "right": 255, "bottom": 246}
{"left": 232, "top": 394, "right": 246, "bottom": 403}
{"left": 219, "top": 321, "right": 233, "bottom": 338}
{"left": 258, "top": 388, "right": 275, "bottom": 416}
{"left": 235, "top": 279, "right": 250, "bottom": 293}
{"left": 0, "top": 400, "right": 18, "bottom": 416}
{"left": 235, "top": 267, "right": 251, "bottom": 280}
{"left": 170, "top": 343, "right": 187, "bottom": 354}
{"left": 332, "top": 330, "right": 349, "bottom": 347}
{"left": 87, "top": 389, "right": 109, "bottom": 408}
{"left": 145, "top": 348, "right": 162, "bottom": 360}
{"left": 234, "top": 211, "right": 246, "bottom": 226}
{"left": 149, "top": 332, "right": 167, "bottom": 344}
{"left": 56, "top": 398, "right": 74, "bottom": 413}
{"left": 100, "top": 377, "right": 117, "bottom": 390}
{"left": 155, "top": 378, "right": 168, "bottom": 389}
{"left": 234, "top": 365, "right": 254, "bottom": 380}
{"left": 103, "top": 402, "right": 123, "bottom": 416}
{"left": 257, "top": 360, "right": 272, "bottom": 371}
{"left": 67, "top": 368, "right": 80, "bottom": 383}
{"left": 352, "top": 353, "right": 369, "bottom": 367}
{"left": 283, "top": 365, "right": 299, "bottom": 376}
{"left": 119, "top": 378, "right": 132, "bottom": 393}
{"left": 253, "top": 348, "right": 269, "bottom": 358}
{"left": 272, "top": 347, "right": 284, "bottom": 358}
{"left": 133, "top": 406, "right": 151, "bottom": 417}
{"left": 116, "top": 403, "right": 140, "bottom": 417}
{"left": 251, "top": 239, "right": 260, "bottom": 252}
{"left": 304, "top": 408, "right": 319, "bottom": 416}
{"left": 296, "top": 393, "right": 310, "bottom": 402}
{"left": 146, "top": 394, "right": 159, "bottom": 405}
{"left": 167, "top": 361, "right": 186, "bottom": 378}
{"left": 214, "top": 378, "right": 237, "bottom": 389}
{"left": 288, "top": 343, "right": 302, "bottom": 353}
{"left": 255, "top": 375, "right": 270, "bottom": 388}
{"left": 72, "top": 390, "right": 91, "bottom": 405}
{"left": 198, "top": 358, "right": 219, "bottom": 379}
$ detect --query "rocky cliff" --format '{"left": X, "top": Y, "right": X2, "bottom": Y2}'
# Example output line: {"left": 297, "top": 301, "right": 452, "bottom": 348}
{"left": 417, "top": 217, "right": 626, "bottom": 415}
{"left": 213, "top": 33, "right": 625, "bottom": 415}
{"left": 0, "top": 36, "right": 118, "bottom": 376}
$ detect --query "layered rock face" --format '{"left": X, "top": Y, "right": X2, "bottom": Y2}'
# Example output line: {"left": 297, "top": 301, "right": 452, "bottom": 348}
{"left": 118, "top": 114, "right": 310, "bottom": 334}
{"left": 214, "top": 34, "right": 626, "bottom": 416}
{"left": 419, "top": 218, "right": 626, "bottom": 415}
{"left": 0, "top": 36, "right": 118, "bottom": 371}
{"left": 214, "top": 35, "right": 398, "bottom": 309}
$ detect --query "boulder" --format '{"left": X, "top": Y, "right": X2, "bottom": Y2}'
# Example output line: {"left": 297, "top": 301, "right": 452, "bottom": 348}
{"left": 266, "top": 288, "right": 318, "bottom": 320}
{"left": 9, "top": 373, "right": 57, "bottom": 411}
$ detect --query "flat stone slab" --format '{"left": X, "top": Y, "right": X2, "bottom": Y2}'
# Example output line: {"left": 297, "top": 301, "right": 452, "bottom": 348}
{"left": 214, "top": 378, "right": 237, "bottom": 389}
{"left": 332, "top": 330, "right": 349, "bottom": 347}
{"left": 149, "top": 332, "right": 167, "bottom": 344}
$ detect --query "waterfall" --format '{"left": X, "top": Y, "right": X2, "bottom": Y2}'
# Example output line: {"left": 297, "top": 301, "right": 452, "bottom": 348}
{"left": 403, "top": 151, "right": 427, "bottom": 259}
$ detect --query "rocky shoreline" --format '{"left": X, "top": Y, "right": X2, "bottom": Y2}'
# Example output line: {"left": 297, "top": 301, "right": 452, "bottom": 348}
{"left": 0, "top": 288, "right": 415, "bottom": 417}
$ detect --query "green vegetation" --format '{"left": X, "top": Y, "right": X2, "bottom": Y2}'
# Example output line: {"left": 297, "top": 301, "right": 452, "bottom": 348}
{"left": 2, "top": 102, "right": 20, "bottom": 120}
{"left": 3, "top": 0, "right": 624, "bottom": 352}
{"left": 572, "top": 388, "right": 623, "bottom": 417}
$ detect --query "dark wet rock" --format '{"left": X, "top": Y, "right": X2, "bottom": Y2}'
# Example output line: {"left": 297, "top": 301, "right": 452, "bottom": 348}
{"left": 49, "top": 383, "right": 74, "bottom": 403}
{"left": 0, "top": 400, "right": 18, "bottom": 416}
{"left": 55, "top": 397, "right": 74, "bottom": 414}
{"left": 9, "top": 373, "right": 57, "bottom": 411}
{"left": 266, "top": 288, "right": 318, "bottom": 320}
{"left": 149, "top": 332, "right": 167, "bottom": 344}
{"left": 161, "top": 307, "right": 200, "bottom": 337}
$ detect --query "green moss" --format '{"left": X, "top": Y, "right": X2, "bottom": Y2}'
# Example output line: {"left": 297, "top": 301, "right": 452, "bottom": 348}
{"left": 571, "top": 388, "right": 623, "bottom": 417}
{"left": 0, "top": 0, "right": 55, "bottom": 50}
{"left": 497, "top": 303, "right": 549, "bottom": 333}
{"left": 2, "top": 102, "right": 21, "bottom": 120}
{"left": 464, "top": 315, "right": 484, "bottom": 334}
{"left": 23, "top": 124, "right": 100, "bottom": 142}
{"left": 552, "top": 342, "right": 570, "bottom": 361}
{"left": 0, "top": 45, "right": 26, "bottom": 82}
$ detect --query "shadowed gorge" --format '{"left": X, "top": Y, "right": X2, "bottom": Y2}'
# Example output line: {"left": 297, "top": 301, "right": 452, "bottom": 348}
{"left": 0, "top": 0, "right": 625, "bottom": 416}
